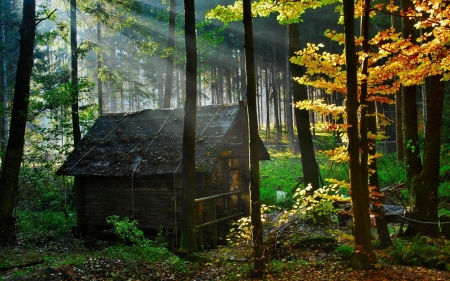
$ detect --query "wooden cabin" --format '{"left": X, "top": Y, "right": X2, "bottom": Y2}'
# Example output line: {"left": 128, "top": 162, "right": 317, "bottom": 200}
{"left": 57, "top": 102, "right": 270, "bottom": 246}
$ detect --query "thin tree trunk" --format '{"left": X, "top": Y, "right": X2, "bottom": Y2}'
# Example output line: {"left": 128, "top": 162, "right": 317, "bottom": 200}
{"left": 71, "top": 0, "right": 81, "bottom": 145}
{"left": 368, "top": 100, "right": 393, "bottom": 249}
{"left": 288, "top": 23, "right": 320, "bottom": 191}
{"left": 179, "top": 0, "right": 198, "bottom": 256}
{"left": 361, "top": 2, "right": 391, "bottom": 247}
{"left": 176, "top": 67, "right": 181, "bottom": 107}
{"left": 164, "top": 0, "right": 176, "bottom": 108}
{"left": 272, "top": 63, "right": 281, "bottom": 147}
{"left": 158, "top": 66, "right": 164, "bottom": 108}
{"left": 0, "top": 5, "right": 9, "bottom": 149}
{"left": 0, "top": 0, "right": 35, "bottom": 245}
{"left": 225, "top": 62, "right": 232, "bottom": 104}
{"left": 343, "top": 0, "right": 376, "bottom": 269}
{"left": 265, "top": 67, "right": 270, "bottom": 143}
{"left": 243, "top": 0, "right": 265, "bottom": 274}
{"left": 359, "top": 0, "right": 371, "bottom": 225}
{"left": 97, "top": 2, "right": 103, "bottom": 114}
{"left": 401, "top": 0, "right": 423, "bottom": 237}
{"left": 240, "top": 47, "right": 246, "bottom": 101}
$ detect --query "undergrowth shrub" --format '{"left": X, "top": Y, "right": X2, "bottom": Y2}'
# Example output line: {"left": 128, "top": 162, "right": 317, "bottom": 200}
{"left": 104, "top": 215, "right": 177, "bottom": 264}
{"left": 335, "top": 244, "right": 354, "bottom": 259}
{"left": 106, "top": 215, "right": 146, "bottom": 245}
{"left": 16, "top": 209, "right": 76, "bottom": 239}
{"left": 386, "top": 236, "right": 450, "bottom": 270}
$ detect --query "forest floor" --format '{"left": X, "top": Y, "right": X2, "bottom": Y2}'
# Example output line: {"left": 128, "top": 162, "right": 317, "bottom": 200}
{"left": 3, "top": 220, "right": 450, "bottom": 281}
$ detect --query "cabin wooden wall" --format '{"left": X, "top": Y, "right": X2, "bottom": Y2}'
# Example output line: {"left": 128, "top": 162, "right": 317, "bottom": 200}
{"left": 75, "top": 173, "right": 212, "bottom": 232}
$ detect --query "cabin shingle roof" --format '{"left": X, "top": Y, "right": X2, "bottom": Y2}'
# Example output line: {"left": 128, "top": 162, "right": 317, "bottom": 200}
{"left": 57, "top": 104, "right": 256, "bottom": 177}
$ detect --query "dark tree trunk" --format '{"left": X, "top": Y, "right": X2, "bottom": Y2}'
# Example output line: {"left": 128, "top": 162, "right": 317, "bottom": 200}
{"left": 71, "top": 0, "right": 81, "bottom": 145}
{"left": 0, "top": 1, "right": 11, "bottom": 149}
{"left": 265, "top": 67, "right": 270, "bottom": 143}
{"left": 243, "top": 0, "right": 265, "bottom": 274}
{"left": 272, "top": 63, "right": 281, "bottom": 147}
{"left": 287, "top": 23, "right": 320, "bottom": 191}
{"left": 393, "top": 0, "right": 402, "bottom": 160}
{"left": 404, "top": 75, "right": 444, "bottom": 237}
{"left": 179, "top": 0, "right": 198, "bottom": 256}
{"left": 97, "top": 2, "right": 103, "bottom": 114}
{"left": 360, "top": 0, "right": 391, "bottom": 248}
{"left": 225, "top": 61, "right": 232, "bottom": 104}
{"left": 240, "top": 46, "right": 246, "bottom": 101}
{"left": 369, "top": 99, "right": 393, "bottom": 249}
{"left": 158, "top": 66, "right": 164, "bottom": 108}
{"left": 343, "top": 0, "right": 376, "bottom": 269}
{"left": 163, "top": 0, "right": 176, "bottom": 108}
{"left": 359, "top": 0, "right": 371, "bottom": 224}
{"left": 285, "top": 39, "right": 296, "bottom": 152}
{"left": 400, "top": 0, "right": 424, "bottom": 237}
{"left": 176, "top": 67, "right": 181, "bottom": 107}
{"left": 0, "top": 0, "right": 35, "bottom": 245}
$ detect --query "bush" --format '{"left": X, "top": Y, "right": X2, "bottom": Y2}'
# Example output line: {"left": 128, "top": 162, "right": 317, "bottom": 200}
{"left": 106, "top": 215, "right": 146, "bottom": 245}
{"left": 335, "top": 244, "right": 353, "bottom": 259}
{"left": 387, "top": 236, "right": 450, "bottom": 270}
{"left": 16, "top": 209, "right": 76, "bottom": 239}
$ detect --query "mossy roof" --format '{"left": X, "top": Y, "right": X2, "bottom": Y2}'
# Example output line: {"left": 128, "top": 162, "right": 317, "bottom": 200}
{"left": 57, "top": 104, "right": 269, "bottom": 177}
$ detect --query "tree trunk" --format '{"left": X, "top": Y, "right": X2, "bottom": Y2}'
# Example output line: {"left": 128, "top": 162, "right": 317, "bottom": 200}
{"left": 243, "top": 0, "right": 265, "bottom": 274}
{"left": 0, "top": 3, "right": 9, "bottom": 149}
{"left": 97, "top": 2, "right": 103, "bottom": 114}
{"left": 287, "top": 23, "right": 320, "bottom": 191}
{"left": 343, "top": 0, "right": 376, "bottom": 269}
{"left": 400, "top": 0, "right": 424, "bottom": 236}
{"left": 71, "top": 0, "right": 81, "bottom": 145}
{"left": 176, "top": 67, "right": 181, "bottom": 107}
{"left": 368, "top": 100, "right": 393, "bottom": 249}
{"left": 404, "top": 75, "right": 444, "bottom": 237}
{"left": 0, "top": 0, "right": 35, "bottom": 246}
{"left": 158, "top": 66, "right": 164, "bottom": 108}
{"left": 225, "top": 61, "right": 232, "bottom": 104}
{"left": 240, "top": 46, "right": 246, "bottom": 101}
{"left": 265, "top": 67, "right": 270, "bottom": 143}
{"left": 285, "top": 28, "right": 296, "bottom": 153}
{"left": 179, "top": 0, "right": 198, "bottom": 256}
{"left": 272, "top": 63, "right": 281, "bottom": 147}
{"left": 360, "top": 2, "right": 370, "bottom": 218}
{"left": 163, "top": 0, "right": 176, "bottom": 108}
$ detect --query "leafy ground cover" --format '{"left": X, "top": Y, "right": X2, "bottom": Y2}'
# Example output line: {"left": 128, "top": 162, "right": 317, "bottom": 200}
{"left": 3, "top": 220, "right": 450, "bottom": 281}
{"left": 3, "top": 136, "right": 450, "bottom": 281}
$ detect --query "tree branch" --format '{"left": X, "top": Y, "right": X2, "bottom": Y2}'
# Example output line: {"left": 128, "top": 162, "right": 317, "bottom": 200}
{"left": 35, "top": 9, "right": 57, "bottom": 26}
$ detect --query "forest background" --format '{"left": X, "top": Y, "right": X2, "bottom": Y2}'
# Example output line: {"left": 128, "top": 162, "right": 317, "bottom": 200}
{"left": 1, "top": 0, "right": 450, "bottom": 278}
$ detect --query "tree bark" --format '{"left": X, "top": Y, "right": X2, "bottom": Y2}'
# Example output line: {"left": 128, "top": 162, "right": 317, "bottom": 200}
{"left": 393, "top": 7, "right": 402, "bottom": 160}
{"left": 272, "top": 61, "right": 281, "bottom": 147}
{"left": 71, "top": 0, "right": 81, "bottom": 145}
{"left": 285, "top": 27, "right": 296, "bottom": 153}
{"left": 97, "top": 2, "right": 103, "bottom": 114}
{"left": 240, "top": 45, "right": 246, "bottom": 101}
{"left": 163, "top": 0, "right": 176, "bottom": 108}
{"left": 360, "top": 0, "right": 391, "bottom": 248}
{"left": 0, "top": 0, "right": 35, "bottom": 245}
{"left": 0, "top": 2, "right": 10, "bottom": 149}
{"left": 404, "top": 75, "right": 444, "bottom": 237}
{"left": 243, "top": 0, "right": 265, "bottom": 274}
{"left": 225, "top": 59, "right": 232, "bottom": 104}
{"left": 264, "top": 67, "right": 270, "bottom": 143}
{"left": 287, "top": 23, "right": 320, "bottom": 191}
{"left": 359, "top": 0, "right": 370, "bottom": 218}
{"left": 179, "top": 0, "right": 198, "bottom": 256}
{"left": 367, "top": 100, "right": 392, "bottom": 248}
{"left": 343, "top": 0, "right": 376, "bottom": 269}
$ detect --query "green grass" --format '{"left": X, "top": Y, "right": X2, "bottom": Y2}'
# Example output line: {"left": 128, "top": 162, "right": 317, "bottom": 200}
{"left": 260, "top": 148, "right": 302, "bottom": 208}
